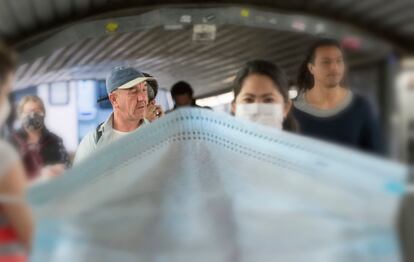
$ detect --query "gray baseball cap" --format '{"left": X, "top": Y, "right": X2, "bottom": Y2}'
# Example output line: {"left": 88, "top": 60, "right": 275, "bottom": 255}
{"left": 106, "top": 66, "right": 153, "bottom": 94}
{"left": 97, "top": 67, "right": 158, "bottom": 103}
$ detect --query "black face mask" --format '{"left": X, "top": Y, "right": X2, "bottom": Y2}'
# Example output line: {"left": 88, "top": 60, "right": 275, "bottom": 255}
{"left": 22, "top": 112, "right": 45, "bottom": 131}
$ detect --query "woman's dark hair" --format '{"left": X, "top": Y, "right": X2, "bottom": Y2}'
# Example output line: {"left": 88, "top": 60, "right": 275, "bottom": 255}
{"left": 0, "top": 41, "right": 16, "bottom": 87}
{"left": 233, "top": 60, "right": 299, "bottom": 132}
{"left": 297, "top": 38, "right": 344, "bottom": 93}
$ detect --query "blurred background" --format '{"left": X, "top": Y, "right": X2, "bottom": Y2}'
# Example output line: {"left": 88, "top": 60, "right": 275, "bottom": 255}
{"left": 0, "top": 0, "right": 413, "bottom": 163}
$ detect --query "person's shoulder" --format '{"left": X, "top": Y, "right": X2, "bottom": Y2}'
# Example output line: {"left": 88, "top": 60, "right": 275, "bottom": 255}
{"left": 0, "top": 140, "right": 16, "bottom": 152}
{"left": 80, "top": 129, "right": 98, "bottom": 145}
{"left": 349, "top": 93, "right": 377, "bottom": 120}
{"left": 8, "top": 129, "right": 25, "bottom": 141}
{"left": 44, "top": 129, "right": 64, "bottom": 142}
{"left": 351, "top": 92, "right": 369, "bottom": 104}
{"left": 350, "top": 93, "right": 373, "bottom": 110}
{"left": 0, "top": 140, "right": 19, "bottom": 173}
{"left": 73, "top": 130, "right": 98, "bottom": 165}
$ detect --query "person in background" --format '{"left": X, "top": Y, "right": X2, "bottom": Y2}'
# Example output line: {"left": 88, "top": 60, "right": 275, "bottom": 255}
{"left": 0, "top": 41, "right": 33, "bottom": 260}
{"left": 9, "top": 96, "right": 70, "bottom": 181}
{"left": 232, "top": 60, "right": 298, "bottom": 132}
{"left": 170, "top": 81, "right": 195, "bottom": 109}
{"left": 293, "top": 38, "right": 383, "bottom": 154}
{"left": 168, "top": 81, "right": 211, "bottom": 112}
{"left": 74, "top": 66, "right": 159, "bottom": 164}
{"left": 97, "top": 72, "right": 164, "bottom": 122}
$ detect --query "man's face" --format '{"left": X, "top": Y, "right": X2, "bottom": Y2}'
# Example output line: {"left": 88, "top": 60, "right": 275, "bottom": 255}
{"left": 174, "top": 94, "right": 193, "bottom": 107}
{"left": 110, "top": 82, "right": 149, "bottom": 122}
{"left": 308, "top": 46, "right": 346, "bottom": 88}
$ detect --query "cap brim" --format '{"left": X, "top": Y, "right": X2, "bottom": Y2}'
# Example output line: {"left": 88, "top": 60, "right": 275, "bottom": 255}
{"left": 97, "top": 96, "right": 109, "bottom": 103}
{"left": 117, "top": 77, "right": 154, "bottom": 90}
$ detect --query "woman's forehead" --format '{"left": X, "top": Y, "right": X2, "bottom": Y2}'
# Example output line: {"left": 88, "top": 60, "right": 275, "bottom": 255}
{"left": 242, "top": 92, "right": 279, "bottom": 97}
{"left": 241, "top": 78, "right": 281, "bottom": 95}
{"left": 314, "top": 46, "right": 343, "bottom": 60}
{"left": 23, "top": 101, "right": 43, "bottom": 111}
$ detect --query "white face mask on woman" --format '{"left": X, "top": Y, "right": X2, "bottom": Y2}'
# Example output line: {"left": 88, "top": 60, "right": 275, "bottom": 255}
{"left": 235, "top": 103, "right": 284, "bottom": 129}
{"left": 0, "top": 99, "right": 11, "bottom": 127}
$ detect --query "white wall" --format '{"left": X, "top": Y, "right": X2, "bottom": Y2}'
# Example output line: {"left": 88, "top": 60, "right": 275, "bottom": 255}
{"left": 37, "top": 82, "right": 78, "bottom": 153}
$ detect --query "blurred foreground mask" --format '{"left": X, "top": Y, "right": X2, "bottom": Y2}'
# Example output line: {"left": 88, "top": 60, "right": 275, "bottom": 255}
{"left": 28, "top": 108, "right": 407, "bottom": 262}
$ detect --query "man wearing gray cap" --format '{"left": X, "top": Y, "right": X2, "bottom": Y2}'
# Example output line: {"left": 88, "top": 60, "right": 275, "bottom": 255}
{"left": 74, "top": 66, "right": 163, "bottom": 164}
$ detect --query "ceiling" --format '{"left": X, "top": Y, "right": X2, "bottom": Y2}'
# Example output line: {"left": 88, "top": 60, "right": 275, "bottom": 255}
{"left": 2, "top": 0, "right": 414, "bottom": 51}
{"left": 1, "top": 0, "right": 412, "bottom": 96}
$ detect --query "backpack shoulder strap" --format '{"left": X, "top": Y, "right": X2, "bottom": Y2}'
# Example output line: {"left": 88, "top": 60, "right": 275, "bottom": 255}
{"left": 95, "top": 122, "right": 104, "bottom": 144}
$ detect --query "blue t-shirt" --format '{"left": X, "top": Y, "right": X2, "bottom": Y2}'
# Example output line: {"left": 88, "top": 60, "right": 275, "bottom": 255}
{"left": 292, "top": 92, "right": 383, "bottom": 155}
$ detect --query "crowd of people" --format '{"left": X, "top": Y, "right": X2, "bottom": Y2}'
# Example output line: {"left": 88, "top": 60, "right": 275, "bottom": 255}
{"left": 74, "top": 38, "right": 382, "bottom": 167}
{"left": 0, "top": 37, "right": 386, "bottom": 259}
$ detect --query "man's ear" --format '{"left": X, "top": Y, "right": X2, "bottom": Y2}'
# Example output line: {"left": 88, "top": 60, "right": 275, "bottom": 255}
{"left": 307, "top": 63, "right": 315, "bottom": 76}
{"left": 108, "top": 92, "right": 118, "bottom": 109}
{"left": 283, "top": 99, "right": 292, "bottom": 118}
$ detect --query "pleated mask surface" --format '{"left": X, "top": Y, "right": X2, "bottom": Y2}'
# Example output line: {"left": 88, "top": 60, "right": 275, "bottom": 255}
{"left": 28, "top": 108, "right": 407, "bottom": 262}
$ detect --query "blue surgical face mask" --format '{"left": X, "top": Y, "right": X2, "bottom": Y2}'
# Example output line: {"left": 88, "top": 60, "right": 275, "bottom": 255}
{"left": 28, "top": 108, "right": 407, "bottom": 262}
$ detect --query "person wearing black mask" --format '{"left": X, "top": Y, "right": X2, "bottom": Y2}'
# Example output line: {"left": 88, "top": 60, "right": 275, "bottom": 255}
{"left": 9, "top": 95, "right": 70, "bottom": 181}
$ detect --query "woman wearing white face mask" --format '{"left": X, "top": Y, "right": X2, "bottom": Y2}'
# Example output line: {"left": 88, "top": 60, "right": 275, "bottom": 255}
{"left": 232, "top": 60, "right": 298, "bottom": 132}
{"left": 0, "top": 42, "right": 33, "bottom": 260}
